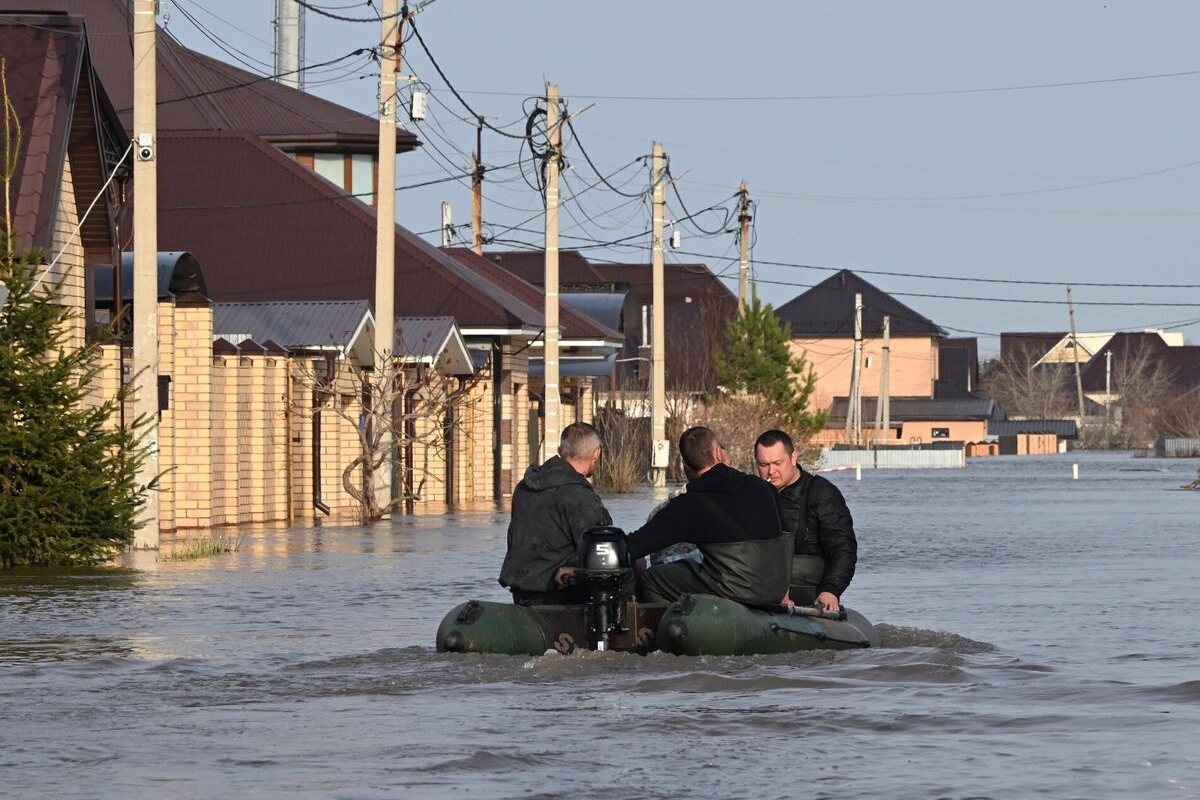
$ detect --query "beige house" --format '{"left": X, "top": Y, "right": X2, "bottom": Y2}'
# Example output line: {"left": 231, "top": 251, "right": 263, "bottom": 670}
{"left": 774, "top": 270, "right": 948, "bottom": 411}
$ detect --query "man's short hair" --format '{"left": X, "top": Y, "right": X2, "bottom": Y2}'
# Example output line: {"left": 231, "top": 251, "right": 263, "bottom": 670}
{"left": 560, "top": 422, "right": 601, "bottom": 460}
{"left": 679, "top": 426, "right": 720, "bottom": 473}
{"left": 755, "top": 429, "right": 795, "bottom": 454}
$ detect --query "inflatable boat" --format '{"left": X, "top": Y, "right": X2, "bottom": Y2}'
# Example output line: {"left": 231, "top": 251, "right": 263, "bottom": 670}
{"left": 437, "top": 527, "right": 878, "bottom": 656}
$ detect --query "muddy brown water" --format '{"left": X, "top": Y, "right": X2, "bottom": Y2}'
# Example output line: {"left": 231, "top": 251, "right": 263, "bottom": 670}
{"left": 2, "top": 452, "right": 1198, "bottom": 799}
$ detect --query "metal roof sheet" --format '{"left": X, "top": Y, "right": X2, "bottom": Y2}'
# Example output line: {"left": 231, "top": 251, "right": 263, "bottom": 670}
{"left": 149, "top": 132, "right": 546, "bottom": 331}
{"left": 988, "top": 419, "right": 1078, "bottom": 438}
{"left": 827, "top": 396, "right": 1000, "bottom": 422}
{"left": 213, "top": 300, "right": 371, "bottom": 351}
{"left": 4, "top": 0, "right": 418, "bottom": 151}
{"left": 776, "top": 269, "right": 944, "bottom": 338}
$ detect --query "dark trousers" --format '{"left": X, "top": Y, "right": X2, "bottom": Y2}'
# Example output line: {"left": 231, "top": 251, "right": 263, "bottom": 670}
{"left": 636, "top": 560, "right": 723, "bottom": 604}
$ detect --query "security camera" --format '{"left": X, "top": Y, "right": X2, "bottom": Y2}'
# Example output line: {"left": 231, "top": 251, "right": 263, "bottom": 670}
{"left": 135, "top": 133, "right": 154, "bottom": 162}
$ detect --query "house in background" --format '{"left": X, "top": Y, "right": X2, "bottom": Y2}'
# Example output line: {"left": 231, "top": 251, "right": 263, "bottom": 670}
{"left": 774, "top": 270, "right": 973, "bottom": 410}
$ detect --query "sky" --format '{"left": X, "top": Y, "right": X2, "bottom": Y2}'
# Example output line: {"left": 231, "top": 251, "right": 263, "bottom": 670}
{"left": 161, "top": 0, "right": 1200, "bottom": 354}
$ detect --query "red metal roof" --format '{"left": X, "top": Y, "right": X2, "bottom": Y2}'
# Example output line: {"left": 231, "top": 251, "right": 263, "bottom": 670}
{"left": 442, "top": 248, "right": 620, "bottom": 342}
{"left": 1, "top": 13, "right": 119, "bottom": 256}
{"left": 151, "top": 130, "right": 545, "bottom": 330}
{"left": 3, "top": 0, "right": 417, "bottom": 152}
{"left": 484, "top": 249, "right": 608, "bottom": 287}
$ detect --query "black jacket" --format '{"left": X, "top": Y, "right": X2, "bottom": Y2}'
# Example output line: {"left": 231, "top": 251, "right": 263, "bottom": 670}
{"left": 777, "top": 471, "right": 857, "bottom": 597}
{"left": 626, "top": 464, "right": 791, "bottom": 605}
{"left": 498, "top": 456, "right": 612, "bottom": 593}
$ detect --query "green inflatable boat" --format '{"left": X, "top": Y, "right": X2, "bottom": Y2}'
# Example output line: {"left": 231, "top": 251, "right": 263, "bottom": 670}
{"left": 438, "top": 526, "right": 878, "bottom": 656}
{"left": 436, "top": 594, "right": 879, "bottom": 656}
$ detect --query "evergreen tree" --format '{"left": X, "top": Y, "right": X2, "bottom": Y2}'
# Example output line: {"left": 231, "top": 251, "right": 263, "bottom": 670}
{"left": 0, "top": 247, "right": 150, "bottom": 567}
{"left": 715, "top": 293, "right": 826, "bottom": 440}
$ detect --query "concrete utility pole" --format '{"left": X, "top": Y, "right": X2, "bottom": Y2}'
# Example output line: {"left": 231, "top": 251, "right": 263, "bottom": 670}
{"left": 541, "top": 83, "right": 563, "bottom": 463}
{"left": 472, "top": 118, "right": 484, "bottom": 255}
{"left": 1067, "top": 287, "right": 1086, "bottom": 429}
{"left": 274, "top": 0, "right": 305, "bottom": 90}
{"left": 132, "top": 0, "right": 160, "bottom": 548}
{"left": 737, "top": 181, "right": 751, "bottom": 313}
{"left": 875, "top": 315, "right": 891, "bottom": 445}
{"left": 845, "top": 293, "right": 863, "bottom": 446}
{"left": 373, "top": 0, "right": 400, "bottom": 505}
{"left": 440, "top": 201, "right": 452, "bottom": 247}
{"left": 650, "top": 142, "right": 668, "bottom": 487}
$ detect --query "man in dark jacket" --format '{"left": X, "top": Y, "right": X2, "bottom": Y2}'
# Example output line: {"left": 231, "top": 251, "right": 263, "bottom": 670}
{"left": 499, "top": 422, "right": 611, "bottom": 605}
{"left": 754, "top": 429, "right": 857, "bottom": 611}
{"left": 627, "top": 427, "right": 792, "bottom": 606}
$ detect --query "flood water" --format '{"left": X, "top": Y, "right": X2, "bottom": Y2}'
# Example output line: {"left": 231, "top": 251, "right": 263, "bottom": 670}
{"left": 2, "top": 451, "right": 1198, "bottom": 799}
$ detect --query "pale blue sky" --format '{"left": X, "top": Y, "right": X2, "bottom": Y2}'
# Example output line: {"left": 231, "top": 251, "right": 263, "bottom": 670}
{"left": 163, "top": 0, "right": 1200, "bottom": 353}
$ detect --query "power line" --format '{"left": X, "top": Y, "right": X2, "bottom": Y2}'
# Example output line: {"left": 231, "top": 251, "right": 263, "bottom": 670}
{"left": 670, "top": 250, "right": 1200, "bottom": 290}
{"left": 731, "top": 275, "right": 1200, "bottom": 307}
{"left": 115, "top": 49, "right": 371, "bottom": 112}
{"left": 442, "top": 66, "right": 1200, "bottom": 102}
{"left": 406, "top": 16, "right": 526, "bottom": 140}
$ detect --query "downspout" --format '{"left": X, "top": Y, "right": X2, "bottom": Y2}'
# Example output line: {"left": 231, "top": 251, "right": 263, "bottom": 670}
{"left": 312, "top": 396, "right": 330, "bottom": 517}
{"left": 491, "top": 341, "right": 503, "bottom": 501}
{"left": 444, "top": 375, "right": 470, "bottom": 507}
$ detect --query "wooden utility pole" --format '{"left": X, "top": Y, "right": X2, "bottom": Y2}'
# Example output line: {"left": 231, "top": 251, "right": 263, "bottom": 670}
{"left": 472, "top": 117, "right": 484, "bottom": 255}
{"left": 1067, "top": 287, "right": 1086, "bottom": 429}
{"left": 132, "top": 0, "right": 160, "bottom": 548}
{"left": 845, "top": 293, "right": 863, "bottom": 446}
{"left": 875, "top": 315, "right": 891, "bottom": 445}
{"left": 373, "top": 0, "right": 400, "bottom": 506}
{"left": 541, "top": 83, "right": 562, "bottom": 463}
{"left": 737, "top": 181, "right": 751, "bottom": 313}
{"left": 649, "top": 143, "right": 668, "bottom": 486}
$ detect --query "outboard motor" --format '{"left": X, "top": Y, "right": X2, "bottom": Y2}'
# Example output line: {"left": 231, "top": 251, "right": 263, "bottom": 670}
{"left": 574, "top": 526, "right": 634, "bottom": 651}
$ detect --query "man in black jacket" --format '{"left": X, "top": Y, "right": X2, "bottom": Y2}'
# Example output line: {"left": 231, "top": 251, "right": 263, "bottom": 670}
{"left": 627, "top": 427, "right": 792, "bottom": 606}
{"left": 499, "top": 422, "right": 611, "bottom": 605}
{"left": 754, "top": 429, "right": 857, "bottom": 611}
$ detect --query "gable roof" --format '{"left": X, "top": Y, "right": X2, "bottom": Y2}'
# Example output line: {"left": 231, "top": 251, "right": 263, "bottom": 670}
{"left": 1000, "top": 331, "right": 1066, "bottom": 363}
{"left": 441, "top": 248, "right": 621, "bottom": 343}
{"left": 485, "top": 249, "right": 609, "bottom": 287}
{"left": 589, "top": 260, "right": 738, "bottom": 308}
{"left": 394, "top": 316, "right": 473, "bottom": 375}
{"left": 213, "top": 300, "right": 372, "bottom": 353}
{"left": 1, "top": 13, "right": 126, "bottom": 255}
{"left": 5, "top": 0, "right": 417, "bottom": 152}
{"left": 151, "top": 131, "right": 546, "bottom": 333}
{"left": 775, "top": 269, "right": 944, "bottom": 338}
{"left": 1080, "top": 332, "right": 1200, "bottom": 395}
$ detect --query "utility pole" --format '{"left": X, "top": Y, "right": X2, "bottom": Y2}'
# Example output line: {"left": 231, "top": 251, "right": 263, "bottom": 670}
{"left": 737, "top": 181, "right": 751, "bottom": 313}
{"left": 132, "top": 0, "right": 160, "bottom": 548}
{"left": 845, "top": 293, "right": 863, "bottom": 446}
{"left": 440, "top": 201, "right": 452, "bottom": 247}
{"left": 373, "top": 0, "right": 401, "bottom": 506}
{"left": 1067, "top": 287, "right": 1086, "bottom": 430}
{"left": 472, "top": 117, "right": 484, "bottom": 255}
{"left": 650, "top": 142, "right": 668, "bottom": 487}
{"left": 541, "top": 83, "right": 563, "bottom": 463}
{"left": 274, "top": 0, "right": 305, "bottom": 90}
{"left": 874, "top": 315, "right": 891, "bottom": 445}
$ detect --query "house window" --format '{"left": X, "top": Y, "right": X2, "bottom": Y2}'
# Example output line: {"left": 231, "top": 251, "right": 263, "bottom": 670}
{"left": 932, "top": 427, "right": 950, "bottom": 439}
{"left": 312, "top": 153, "right": 344, "bottom": 188}
{"left": 350, "top": 154, "right": 375, "bottom": 206}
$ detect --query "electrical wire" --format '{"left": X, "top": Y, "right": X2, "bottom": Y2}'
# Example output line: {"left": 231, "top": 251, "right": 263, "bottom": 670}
{"left": 670, "top": 250, "right": 1200, "bottom": 289}
{"left": 406, "top": 16, "right": 526, "bottom": 140}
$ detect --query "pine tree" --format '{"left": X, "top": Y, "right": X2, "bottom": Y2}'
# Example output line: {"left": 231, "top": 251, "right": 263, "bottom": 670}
{"left": 715, "top": 293, "right": 825, "bottom": 440}
{"left": 0, "top": 248, "right": 150, "bottom": 567}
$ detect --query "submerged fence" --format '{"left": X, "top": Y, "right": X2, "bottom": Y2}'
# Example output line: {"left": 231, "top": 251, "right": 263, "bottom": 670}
{"left": 821, "top": 443, "right": 966, "bottom": 470}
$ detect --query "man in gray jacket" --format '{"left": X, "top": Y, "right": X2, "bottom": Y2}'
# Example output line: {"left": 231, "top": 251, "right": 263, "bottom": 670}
{"left": 498, "top": 422, "right": 610, "bottom": 605}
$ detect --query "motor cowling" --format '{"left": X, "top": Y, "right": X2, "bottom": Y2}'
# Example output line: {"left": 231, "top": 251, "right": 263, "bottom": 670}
{"left": 574, "top": 527, "right": 633, "bottom": 652}
{"left": 576, "top": 526, "right": 631, "bottom": 578}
